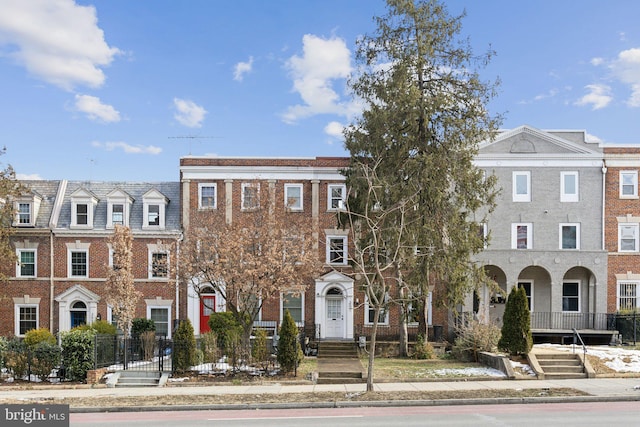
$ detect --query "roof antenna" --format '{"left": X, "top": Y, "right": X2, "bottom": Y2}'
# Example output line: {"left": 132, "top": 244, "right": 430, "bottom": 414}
{"left": 168, "top": 135, "right": 222, "bottom": 155}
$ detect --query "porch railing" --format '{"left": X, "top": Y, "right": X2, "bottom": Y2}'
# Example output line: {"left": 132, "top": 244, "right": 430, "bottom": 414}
{"left": 529, "top": 312, "right": 614, "bottom": 330}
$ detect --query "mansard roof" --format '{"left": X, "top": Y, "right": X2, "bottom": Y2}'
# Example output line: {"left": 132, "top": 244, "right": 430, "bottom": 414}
{"left": 17, "top": 180, "right": 61, "bottom": 228}
{"left": 55, "top": 181, "right": 180, "bottom": 232}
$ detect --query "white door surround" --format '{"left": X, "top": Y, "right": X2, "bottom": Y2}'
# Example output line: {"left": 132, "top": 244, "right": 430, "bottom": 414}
{"left": 54, "top": 284, "right": 100, "bottom": 333}
{"left": 314, "top": 271, "right": 354, "bottom": 339}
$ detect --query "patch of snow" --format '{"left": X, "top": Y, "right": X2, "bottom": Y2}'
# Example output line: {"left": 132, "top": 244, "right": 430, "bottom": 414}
{"left": 536, "top": 344, "right": 640, "bottom": 373}
{"left": 510, "top": 360, "right": 536, "bottom": 377}
{"left": 432, "top": 367, "right": 506, "bottom": 377}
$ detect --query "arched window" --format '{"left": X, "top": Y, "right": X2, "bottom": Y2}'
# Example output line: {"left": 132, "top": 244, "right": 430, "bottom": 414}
{"left": 70, "top": 301, "right": 87, "bottom": 328}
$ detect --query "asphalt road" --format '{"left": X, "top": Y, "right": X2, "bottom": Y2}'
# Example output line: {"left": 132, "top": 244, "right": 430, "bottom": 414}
{"left": 70, "top": 401, "right": 640, "bottom": 426}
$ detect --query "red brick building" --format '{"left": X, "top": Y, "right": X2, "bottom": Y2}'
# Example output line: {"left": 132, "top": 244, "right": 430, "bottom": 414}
{"left": 3, "top": 180, "right": 181, "bottom": 337}
{"left": 604, "top": 147, "right": 640, "bottom": 313}
{"left": 179, "top": 156, "right": 436, "bottom": 341}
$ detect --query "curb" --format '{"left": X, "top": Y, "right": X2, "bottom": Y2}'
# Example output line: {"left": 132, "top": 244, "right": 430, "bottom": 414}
{"left": 70, "top": 394, "right": 640, "bottom": 413}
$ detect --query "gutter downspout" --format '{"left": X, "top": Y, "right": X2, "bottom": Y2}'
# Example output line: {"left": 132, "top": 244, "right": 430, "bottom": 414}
{"left": 49, "top": 180, "right": 67, "bottom": 334}
{"left": 601, "top": 161, "right": 607, "bottom": 251}
{"left": 175, "top": 232, "right": 183, "bottom": 321}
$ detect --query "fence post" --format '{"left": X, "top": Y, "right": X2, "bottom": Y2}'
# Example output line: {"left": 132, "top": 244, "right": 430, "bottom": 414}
{"left": 634, "top": 311, "right": 638, "bottom": 346}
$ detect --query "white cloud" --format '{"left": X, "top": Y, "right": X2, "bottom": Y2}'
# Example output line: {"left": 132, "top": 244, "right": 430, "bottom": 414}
{"left": 0, "top": 0, "right": 121, "bottom": 90}
{"left": 611, "top": 48, "right": 640, "bottom": 107}
{"left": 324, "top": 121, "right": 345, "bottom": 143}
{"left": 590, "top": 57, "right": 604, "bottom": 66}
{"left": 173, "top": 98, "right": 207, "bottom": 128}
{"left": 233, "top": 56, "right": 254, "bottom": 82}
{"left": 74, "top": 94, "right": 120, "bottom": 123}
{"left": 575, "top": 84, "right": 613, "bottom": 110}
{"left": 282, "top": 34, "right": 352, "bottom": 123}
{"left": 92, "top": 141, "right": 162, "bottom": 155}
{"left": 16, "top": 173, "right": 42, "bottom": 180}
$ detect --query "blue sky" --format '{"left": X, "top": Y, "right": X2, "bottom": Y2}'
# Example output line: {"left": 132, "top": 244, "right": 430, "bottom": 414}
{"left": 2, "top": 0, "right": 640, "bottom": 182}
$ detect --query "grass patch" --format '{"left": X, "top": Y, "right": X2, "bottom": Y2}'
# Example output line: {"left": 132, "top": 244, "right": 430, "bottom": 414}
{"left": 363, "top": 356, "right": 488, "bottom": 379}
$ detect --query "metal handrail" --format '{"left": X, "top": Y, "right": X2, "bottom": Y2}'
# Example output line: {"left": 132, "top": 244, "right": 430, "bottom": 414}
{"left": 572, "top": 328, "right": 587, "bottom": 373}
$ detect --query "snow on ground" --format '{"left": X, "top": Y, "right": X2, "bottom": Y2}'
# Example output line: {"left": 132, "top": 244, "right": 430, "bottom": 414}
{"left": 536, "top": 344, "right": 640, "bottom": 373}
{"left": 432, "top": 367, "right": 506, "bottom": 377}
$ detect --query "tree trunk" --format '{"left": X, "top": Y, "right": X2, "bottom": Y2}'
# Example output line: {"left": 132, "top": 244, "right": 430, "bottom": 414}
{"left": 366, "top": 307, "right": 380, "bottom": 392}
{"left": 399, "top": 305, "right": 408, "bottom": 357}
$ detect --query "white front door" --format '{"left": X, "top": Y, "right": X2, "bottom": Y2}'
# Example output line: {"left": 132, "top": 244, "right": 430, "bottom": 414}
{"left": 326, "top": 297, "right": 343, "bottom": 337}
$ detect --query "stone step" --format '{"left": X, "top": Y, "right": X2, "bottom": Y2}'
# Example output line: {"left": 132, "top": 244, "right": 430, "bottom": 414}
{"left": 316, "top": 377, "right": 366, "bottom": 385}
{"left": 318, "top": 371, "right": 363, "bottom": 379}
{"left": 542, "top": 372, "right": 588, "bottom": 380}
{"left": 540, "top": 365, "right": 584, "bottom": 373}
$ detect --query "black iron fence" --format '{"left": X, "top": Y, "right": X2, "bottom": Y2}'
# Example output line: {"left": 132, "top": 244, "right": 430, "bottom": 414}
{"left": 93, "top": 334, "right": 172, "bottom": 372}
{"left": 613, "top": 313, "right": 640, "bottom": 345}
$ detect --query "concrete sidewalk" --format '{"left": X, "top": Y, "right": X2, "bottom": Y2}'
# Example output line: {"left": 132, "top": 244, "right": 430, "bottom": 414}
{"left": 1, "top": 377, "right": 639, "bottom": 402}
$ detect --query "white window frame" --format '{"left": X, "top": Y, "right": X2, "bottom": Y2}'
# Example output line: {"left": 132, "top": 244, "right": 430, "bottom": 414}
{"left": 517, "top": 281, "right": 534, "bottom": 311}
{"left": 512, "top": 171, "right": 531, "bottom": 202}
{"left": 364, "top": 296, "right": 389, "bottom": 325}
{"left": 618, "top": 223, "right": 639, "bottom": 252}
{"left": 15, "top": 304, "right": 39, "bottom": 337}
{"left": 281, "top": 292, "right": 304, "bottom": 326}
{"left": 198, "top": 183, "right": 217, "bottom": 209}
{"left": 560, "top": 171, "right": 579, "bottom": 202}
{"left": 147, "top": 306, "right": 171, "bottom": 338}
{"left": 511, "top": 223, "right": 533, "bottom": 249}
{"left": 142, "top": 190, "right": 168, "bottom": 230}
{"left": 16, "top": 248, "right": 37, "bottom": 278}
{"left": 284, "top": 183, "right": 303, "bottom": 211}
{"left": 562, "top": 281, "right": 581, "bottom": 312}
{"left": 327, "top": 184, "right": 346, "bottom": 210}
{"left": 149, "top": 250, "right": 169, "bottom": 279}
{"left": 68, "top": 249, "right": 89, "bottom": 278}
{"left": 17, "top": 202, "right": 32, "bottom": 226}
{"left": 478, "top": 223, "right": 488, "bottom": 249}
{"left": 620, "top": 170, "right": 638, "bottom": 198}
{"left": 617, "top": 281, "right": 640, "bottom": 311}
{"left": 241, "top": 183, "right": 260, "bottom": 210}
{"left": 326, "top": 235, "right": 348, "bottom": 265}
{"left": 71, "top": 202, "right": 93, "bottom": 228}
{"left": 559, "top": 223, "right": 580, "bottom": 250}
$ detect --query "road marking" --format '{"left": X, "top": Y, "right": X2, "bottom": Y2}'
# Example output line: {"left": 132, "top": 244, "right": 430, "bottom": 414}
{"left": 208, "top": 415, "right": 364, "bottom": 421}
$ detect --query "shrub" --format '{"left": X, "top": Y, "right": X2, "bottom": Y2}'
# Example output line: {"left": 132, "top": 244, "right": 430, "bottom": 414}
{"left": 76, "top": 320, "right": 117, "bottom": 335}
{"left": 277, "top": 310, "right": 302, "bottom": 374}
{"left": 172, "top": 319, "right": 197, "bottom": 374}
{"left": 413, "top": 334, "right": 434, "bottom": 360}
{"left": 140, "top": 331, "right": 156, "bottom": 360}
{"left": 4, "top": 337, "right": 28, "bottom": 379}
{"left": 0, "top": 337, "right": 7, "bottom": 370}
{"left": 131, "top": 318, "right": 155, "bottom": 338}
{"left": 452, "top": 320, "right": 501, "bottom": 362}
{"left": 208, "top": 312, "right": 242, "bottom": 352}
{"left": 31, "top": 341, "right": 61, "bottom": 382}
{"left": 24, "top": 328, "right": 56, "bottom": 347}
{"left": 61, "top": 329, "right": 96, "bottom": 382}
{"left": 200, "top": 331, "right": 219, "bottom": 363}
{"left": 498, "top": 286, "right": 533, "bottom": 356}
{"left": 252, "top": 328, "right": 269, "bottom": 371}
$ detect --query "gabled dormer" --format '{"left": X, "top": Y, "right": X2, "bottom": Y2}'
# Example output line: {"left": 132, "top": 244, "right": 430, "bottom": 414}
{"left": 106, "top": 189, "right": 134, "bottom": 229}
{"left": 70, "top": 188, "right": 99, "bottom": 229}
{"left": 142, "top": 189, "right": 169, "bottom": 230}
{"left": 13, "top": 191, "right": 43, "bottom": 227}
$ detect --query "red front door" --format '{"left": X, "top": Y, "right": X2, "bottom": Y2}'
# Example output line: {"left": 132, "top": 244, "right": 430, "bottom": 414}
{"left": 200, "top": 295, "right": 216, "bottom": 334}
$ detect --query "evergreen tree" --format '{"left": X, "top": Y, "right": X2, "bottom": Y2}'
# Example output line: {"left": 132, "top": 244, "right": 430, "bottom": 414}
{"left": 343, "top": 0, "right": 500, "bottom": 391}
{"left": 172, "top": 319, "right": 197, "bottom": 373}
{"left": 498, "top": 286, "right": 533, "bottom": 355}
{"left": 277, "top": 310, "right": 301, "bottom": 374}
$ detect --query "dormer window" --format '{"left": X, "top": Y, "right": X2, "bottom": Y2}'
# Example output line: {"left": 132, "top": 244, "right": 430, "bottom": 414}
{"left": 18, "top": 203, "right": 31, "bottom": 224}
{"left": 70, "top": 188, "right": 98, "bottom": 229}
{"left": 142, "top": 189, "right": 168, "bottom": 230}
{"left": 13, "top": 193, "right": 42, "bottom": 227}
{"left": 106, "top": 189, "right": 133, "bottom": 229}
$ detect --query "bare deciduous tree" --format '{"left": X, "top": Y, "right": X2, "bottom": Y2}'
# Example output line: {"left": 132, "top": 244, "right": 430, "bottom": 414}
{"left": 181, "top": 184, "right": 323, "bottom": 346}
{"left": 105, "top": 225, "right": 139, "bottom": 337}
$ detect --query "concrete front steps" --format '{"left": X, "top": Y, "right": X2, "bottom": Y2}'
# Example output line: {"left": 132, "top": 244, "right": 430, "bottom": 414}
{"left": 107, "top": 370, "right": 170, "bottom": 387}
{"left": 532, "top": 352, "right": 590, "bottom": 380}
{"left": 317, "top": 341, "right": 365, "bottom": 384}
